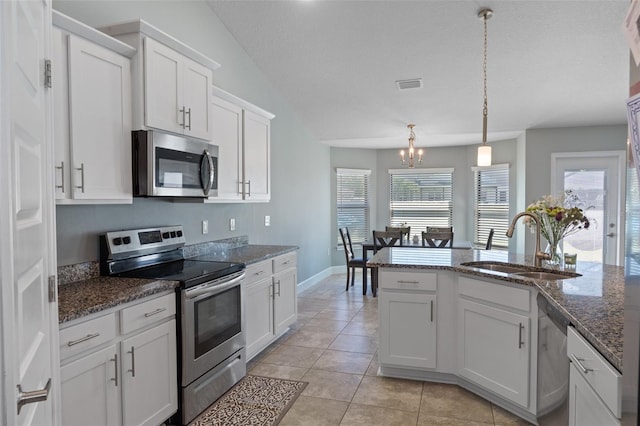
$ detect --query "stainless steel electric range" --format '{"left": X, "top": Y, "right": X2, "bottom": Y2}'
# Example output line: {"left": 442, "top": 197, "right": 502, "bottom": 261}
{"left": 99, "top": 225, "right": 246, "bottom": 425}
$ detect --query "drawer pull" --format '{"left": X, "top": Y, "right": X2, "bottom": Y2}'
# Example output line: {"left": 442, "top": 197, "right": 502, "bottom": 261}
{"left": 518, "top": 323, "right": 524, "bottom": 349}
{"left": 254, "top": 271, "right": 265, "bottom": 276}
{"left": 67, "top": 333, "right": 100, "bottom": 346}
{"left": 144, "top": 308, "right": 167, "bottom": 318}
{"left": 282, "top": 260, "right": 291, "bottom": 265}
{"left": 397, "top": 280, "right": 419, "bottom": 284}
{"left": 570, "top": 353, "right": 593, "bottom": 374}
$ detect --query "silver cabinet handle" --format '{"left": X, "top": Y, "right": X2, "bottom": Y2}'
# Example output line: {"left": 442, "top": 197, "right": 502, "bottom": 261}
{"left": 179, "top": 107, "right": 186, "bottom": 128}
{"left": 430, "top": 300, "right": 434, "bottom": 322}
{"left": 16, "top": 378, "right": 51, "bottom": 414}
{"left": 56, "top": 162, "right": 64, "bottom": 192}
{"left": 570, "top": 353, "right": 593, "bottom": 374}
{"left": 397, "top": 280, "right": 419, "bottom": 284}
{"left": 75, "top": 163, "right": 85, "bottom": 193}
{"left": 245, "top": 180, "right": 251, "bottom": 197}
{"left": 127, "top": 346, "right": 135, "bottom": 377}
{"left": 67, "top": 333, "right": 100, "bottom": 346}
{"left": 275, "top": 280, "right": 281, "bottom": 296}
{"left": 606, "top": 233, "right": 615, "bottom": 238}
{"left": 186, "top": 107, "right": 192, "bottom": 130}
{"left": 518, "top": 323, "right": 524, "bottom": 349}
{"left": 254, "top": 270, "right": 265, "bottom": 276}
{"left": 283, "top": 260, "right": 291, "bottom": 265}
{"left": 269, "top": 282, "right": 274, "bottom": 299}
{"left": 110, "top": 354, "right": 118, "bottom": 387}
{"left": 144, "top": 307, "right": 166, "bottom": 318}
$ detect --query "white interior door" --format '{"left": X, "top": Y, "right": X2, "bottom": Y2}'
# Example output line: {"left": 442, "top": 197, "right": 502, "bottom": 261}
{"left": 0, "top": 0, "right": 59, "bottom": 425}
{"left": 552, "top": 151, "right": 626, "bottom": 266}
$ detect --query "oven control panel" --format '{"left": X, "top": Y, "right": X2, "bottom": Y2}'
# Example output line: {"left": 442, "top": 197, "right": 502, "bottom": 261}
{"left": 104, "top": 225, "right": 186, "bottom": 257}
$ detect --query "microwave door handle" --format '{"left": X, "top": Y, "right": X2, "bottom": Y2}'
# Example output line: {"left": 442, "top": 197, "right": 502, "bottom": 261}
{"left": 202, "top": 150, "right": 214, "bottom": 196}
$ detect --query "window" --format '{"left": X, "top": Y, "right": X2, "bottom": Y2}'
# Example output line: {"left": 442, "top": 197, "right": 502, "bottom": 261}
{"left": 389, "top": 168, "right": 453, "bottom": 238}
{"left": 337, "top": 168, "right": 371, "bottom": 245}
{"left": 473, "top": 164, "right": 510, "bottom": 248}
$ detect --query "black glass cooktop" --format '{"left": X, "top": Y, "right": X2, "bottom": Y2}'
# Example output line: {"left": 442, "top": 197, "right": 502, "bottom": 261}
{"left": 116, "top": 259, "right": 245, "bottom": 288}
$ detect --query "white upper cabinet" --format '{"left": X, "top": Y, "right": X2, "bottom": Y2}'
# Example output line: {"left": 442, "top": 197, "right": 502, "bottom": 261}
{"left": 53, "top": 12, "right": 135, "bottom": 204}
{"left": 101, "top": 20, "right": 219, "bottom": 141}
{"left": 207, "top": 86, "right": 274, "bottom": 203}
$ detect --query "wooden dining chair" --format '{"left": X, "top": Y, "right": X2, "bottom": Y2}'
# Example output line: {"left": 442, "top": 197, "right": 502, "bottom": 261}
{"left": 485, "top": 228, "right": 495, "bottom": 250}
{"left": 426, "top": 226, "right": 453, "bottom": 233}
{"left": 422, "top": 230, "right": 454, "bottom": 248}
{"left": 339, "top": 227, "right": 372, "bottom": 293}
{"left": 371, "top": 230, "right": 404, "bottom": 296}
{"left": 385, "top": 226, "right": 411, "bottom": 244}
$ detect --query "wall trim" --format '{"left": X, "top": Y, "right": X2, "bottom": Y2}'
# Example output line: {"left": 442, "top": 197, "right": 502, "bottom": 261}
{"left": 297, "top": 266, "right": 344, "bottom": 292}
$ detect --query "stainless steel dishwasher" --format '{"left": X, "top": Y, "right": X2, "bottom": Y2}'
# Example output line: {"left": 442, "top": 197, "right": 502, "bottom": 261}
{"left": 537, "top": 293, "right": 570, "bottom": 425}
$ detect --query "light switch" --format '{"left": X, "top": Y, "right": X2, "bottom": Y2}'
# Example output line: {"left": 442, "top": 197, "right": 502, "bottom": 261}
{"left": 202, "top": 220, "right": 208, "bottom": 235}
{"left": 230, "top": 218, "right": 236, "bottom": 231}
{"left": 264, "top": 215, "right": 270, "bottom": 227}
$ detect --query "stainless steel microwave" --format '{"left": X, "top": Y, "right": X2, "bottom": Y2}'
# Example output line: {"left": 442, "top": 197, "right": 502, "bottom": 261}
{"left": 132, "top": 130, "right": 218, "bottom": 198}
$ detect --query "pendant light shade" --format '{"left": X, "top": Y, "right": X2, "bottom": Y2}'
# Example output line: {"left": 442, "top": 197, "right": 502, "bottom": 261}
{"left": 477, "top": 7, "right": 493, "bottom": 167}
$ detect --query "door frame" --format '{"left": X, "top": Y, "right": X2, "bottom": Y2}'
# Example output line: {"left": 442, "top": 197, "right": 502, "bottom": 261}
{"left": 550, "top": 150, "right": 626, "bottom": 266}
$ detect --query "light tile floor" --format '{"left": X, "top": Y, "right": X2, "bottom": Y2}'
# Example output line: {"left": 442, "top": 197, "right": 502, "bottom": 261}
{"left": 247, "top": 273, "right": 533, "bottom": 426}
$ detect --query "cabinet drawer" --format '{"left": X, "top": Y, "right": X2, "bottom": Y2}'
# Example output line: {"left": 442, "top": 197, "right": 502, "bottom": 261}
{"left": 458, "top": 276, "right": 530, "bottom": 312}
{"left": 120, "top": 293, "right": 176, "bottom": 335}
{"left": 273, "top": 252, "right": 297, "bottom": 273}
{"left": 567, "top": 326, "right": 621, "bottom": 418}
{"left": 60, "top": 313, "right": 117, "bottom": 360}
{"left": 379, "top": 270, "right": 437, "bottom": 291}
{"left": 246, "top": 260, "right": 272, "bottom": 284}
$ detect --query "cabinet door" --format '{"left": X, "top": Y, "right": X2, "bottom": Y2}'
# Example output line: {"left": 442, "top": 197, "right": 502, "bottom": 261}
{"left": 245, "top": 278, "right": 275, "bottom": 360}
{"left": 144, "top": 37, "right": 183, "bottom": 135}
{"left": 60, "top": 346, "right": 121, "bottom": 426}
{"left": 210, "top": 96, "right": 243, "bottom": 200}
{"left": 183, "top": 57, "right": 213, "bottom": 141}
{"left": 67, "top": 35, "right": 132, "bottom": 201}
{"left": 458, "top": 299, "right": 530, "bottom": 407}
{"left": 273, "top": 268, "right": 297, "bottom": 335}
{"left": 121, "top": 320, "right": 177, "bottom": 426}
{"left": 569, "top": 364, "right": 620, "bottom": 426}
{"left": 53, "top": 27, "right": 70, "bottom": 199}
{"left": 243, "top": 110, "right": 271, "bottom": 201}
{"left": 379, "top": 291, "right": 436, "bottom": 369}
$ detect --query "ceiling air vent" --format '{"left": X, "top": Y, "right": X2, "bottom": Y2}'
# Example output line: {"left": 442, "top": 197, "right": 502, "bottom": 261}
{"left": 396, "top": 78, "right": 423, "bottom": 91}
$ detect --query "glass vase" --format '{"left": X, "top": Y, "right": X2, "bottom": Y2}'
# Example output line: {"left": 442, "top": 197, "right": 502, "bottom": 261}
{"left": 544, "top": 241, "right": 563, "bottom": 267}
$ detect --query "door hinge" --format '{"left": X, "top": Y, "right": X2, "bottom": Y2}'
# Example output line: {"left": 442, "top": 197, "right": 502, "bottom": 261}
{"left": 44, "top": 59, "right": 52, "bottom": 89}
{"left": 48, "top": 275, "right": 57, "bottom": 303}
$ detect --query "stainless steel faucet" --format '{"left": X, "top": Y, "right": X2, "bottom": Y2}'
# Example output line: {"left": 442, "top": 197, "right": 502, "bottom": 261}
{"left": 506, "top": 212, "right": 551, "bottom": 267}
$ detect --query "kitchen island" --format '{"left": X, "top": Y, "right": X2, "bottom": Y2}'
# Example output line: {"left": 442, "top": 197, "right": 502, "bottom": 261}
{"left": 368, "top": 247, "right": 624, "bottom": 424}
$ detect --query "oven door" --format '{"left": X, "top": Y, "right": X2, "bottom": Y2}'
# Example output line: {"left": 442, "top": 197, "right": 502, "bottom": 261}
{"left": 181, "top": 272, "right": 245, "bottom": 386}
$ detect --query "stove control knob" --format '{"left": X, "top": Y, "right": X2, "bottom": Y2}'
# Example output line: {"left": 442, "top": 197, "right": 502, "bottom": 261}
{"left": 170, "top": 231, "right": 177, "bottom": 238}
{"left": 122, "top": 236, "right": 131, "bottom": 244}
{"left": 162, "top": 232, "right": 170, "bottom": 239}
{"left": 113, "top": 237, "right": 123, "bottom": 246}
{"left": 176, "top": 230, "right": 183, "bottom": 237}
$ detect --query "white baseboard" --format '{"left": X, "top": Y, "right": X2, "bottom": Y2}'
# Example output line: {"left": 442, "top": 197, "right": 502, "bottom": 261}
{"left": 297, "top": 265, "right": 371, "bottom": 292}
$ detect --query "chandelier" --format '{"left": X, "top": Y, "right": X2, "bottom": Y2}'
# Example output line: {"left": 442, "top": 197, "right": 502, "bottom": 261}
{"left": 400, "top": 124, "right": 423, "bottom": 168}
{"left": 477, "top": 8, "right": 493, "bottom": 167}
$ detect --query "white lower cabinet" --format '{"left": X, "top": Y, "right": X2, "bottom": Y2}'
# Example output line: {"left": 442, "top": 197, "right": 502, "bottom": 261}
{"left": 379, "top": 291, "right": 436, "bottom": 369}
{"left": 245, "top": 253, "right": 298, "bottom": 360}
{"left": 457, "top": 298, "right": 530, "bottom": 407}
{"left": 60, "top": 293, "right": 177, "bottom": 426}
{"left": 569, "top": 364, "right": 620, "bottom": 426}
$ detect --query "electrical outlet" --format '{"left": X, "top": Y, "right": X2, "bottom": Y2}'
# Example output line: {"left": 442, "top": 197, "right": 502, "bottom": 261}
{"left": 229, "top": 218, "right": 236, "bottom": 231}
{"left": 264, "top": 215, "right": 270, "bottom": 227}
{"left": 202, "top": 220, "right": 208, "bottom": 235}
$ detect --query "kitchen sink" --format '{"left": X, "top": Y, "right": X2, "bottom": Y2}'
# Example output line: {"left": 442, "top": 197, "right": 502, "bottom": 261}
{"left": 513, "top": 271, "right": 580, "bottom": 280}
{"left": 460, "top": 261, "right": 531, "bottom": 274}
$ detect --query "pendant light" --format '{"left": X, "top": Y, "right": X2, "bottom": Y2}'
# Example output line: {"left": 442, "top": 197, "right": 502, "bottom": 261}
{"left": 477, "top": 8, "right": 493, "bottom": 167}
{"left": 400, "top": 124, "right": 423, "bottom": 168}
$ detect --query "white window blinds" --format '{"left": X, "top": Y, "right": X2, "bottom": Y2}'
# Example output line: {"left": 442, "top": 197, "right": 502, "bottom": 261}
{"left": 337, "top": 168, "right": 371, "bottom": 245}
{"left": 389, "top": 168, "right": 454, "bottom": 237}
{"left": 473, "top": 164, "right": 510, "bottom": 248}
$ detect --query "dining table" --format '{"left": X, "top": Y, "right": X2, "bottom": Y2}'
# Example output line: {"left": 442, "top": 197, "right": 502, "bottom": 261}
{"left": 360, "top": 239, "right": 473, "bottom": 296}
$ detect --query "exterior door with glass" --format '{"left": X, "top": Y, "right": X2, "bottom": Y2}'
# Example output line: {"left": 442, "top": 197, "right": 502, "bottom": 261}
{"left": 551, "top": 151, "right": 625, "bottom": 265}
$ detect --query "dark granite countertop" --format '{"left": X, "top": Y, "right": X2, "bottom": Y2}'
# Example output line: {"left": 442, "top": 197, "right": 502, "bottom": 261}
{"left": 368, "top": 247, "right": 624, "bottom": 372}
{"left": 58, "top": 277, "right": 179, "bottom": 324}
{"left": 188, "top": 244, "right": 298, "bottom": 264}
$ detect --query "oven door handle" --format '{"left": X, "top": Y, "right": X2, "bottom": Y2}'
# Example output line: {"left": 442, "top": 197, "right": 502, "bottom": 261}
{"left": 184, "top": 273, "right": 245, "bottom": 300}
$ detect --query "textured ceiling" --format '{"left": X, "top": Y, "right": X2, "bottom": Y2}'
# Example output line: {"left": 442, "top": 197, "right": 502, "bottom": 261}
{"left": 208, "top": 0, "right": 630, "bottom": 149}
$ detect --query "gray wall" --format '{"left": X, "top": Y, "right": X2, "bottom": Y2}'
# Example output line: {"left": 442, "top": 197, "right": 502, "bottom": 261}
{"left": 53, "top": 1, "right": 331, "bottom": 282}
